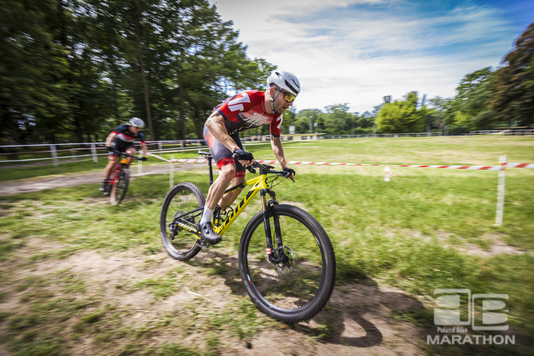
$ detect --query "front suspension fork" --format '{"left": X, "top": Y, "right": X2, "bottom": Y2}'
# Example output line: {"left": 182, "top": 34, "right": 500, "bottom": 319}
{"left": 261, "top": 189, "right": 285, "bottom": 264}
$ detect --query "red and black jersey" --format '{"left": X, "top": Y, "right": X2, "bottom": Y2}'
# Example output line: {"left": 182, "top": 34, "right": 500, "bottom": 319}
{"left": 113, "top": 124, "right": 146, "bottom": 143}
{"left": 215, "top": 90, "right": 283, "bottom": 137}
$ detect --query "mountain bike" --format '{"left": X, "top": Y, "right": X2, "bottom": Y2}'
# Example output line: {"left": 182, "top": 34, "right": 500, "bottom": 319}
{"left": 160, "top": 151, "right": 336, "bottom": 323}
{"left": 104, "top": 152, "right": 142, "bottom": 205}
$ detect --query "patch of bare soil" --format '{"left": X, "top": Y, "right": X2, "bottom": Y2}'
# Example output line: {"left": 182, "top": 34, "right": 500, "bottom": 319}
{"left": 0, "top": 239, "right": 428, "bottom": 356}
{"left": 435, "top": 230, "right": 525, "bottom": 257}
{"left": 386, "top": 229, "right": 526, "bottom": 258}
{"left": 0, "top": 163, "right": 198, "bottom": 196}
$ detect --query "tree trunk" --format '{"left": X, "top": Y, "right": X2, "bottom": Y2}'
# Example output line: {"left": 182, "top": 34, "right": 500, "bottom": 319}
{"left": 134, "top": 6, "right": 155, "bottom": 140}
{"left": 178, "top": 64, "right": 186, "bottom": 140}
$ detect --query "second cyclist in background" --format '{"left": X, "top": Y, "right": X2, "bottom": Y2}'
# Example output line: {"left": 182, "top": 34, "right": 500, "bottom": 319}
{"left": 100, "top": 117, "right": 148, "bottom": 193}
{"left": 199, "top": 70, "right": 299, "bottom": 244}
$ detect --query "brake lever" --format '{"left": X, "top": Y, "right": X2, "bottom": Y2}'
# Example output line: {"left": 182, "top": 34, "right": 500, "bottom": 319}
{"left": 246, "top": 166, "right": 256, "bottom": 174}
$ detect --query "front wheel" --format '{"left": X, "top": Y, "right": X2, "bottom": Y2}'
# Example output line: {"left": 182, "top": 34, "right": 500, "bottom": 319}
{"left": 110, "top": 167, "right": 129, "bottom": 205}
{"left": 238, "top": 204, "right": 336, "bottom": 324}
{"left": 160, "top": 182, "right": 204, "bottom": 261}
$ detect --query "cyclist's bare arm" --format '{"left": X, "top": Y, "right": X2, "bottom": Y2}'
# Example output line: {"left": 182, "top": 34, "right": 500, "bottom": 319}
{"left": 105, "top": 132, "right": 117, "bottom": 147}
{"left": 271, "top": 135, "right": 294, "bottom": 180}
{"left": 206, "top": 111, "right": 253, "bottom": 165}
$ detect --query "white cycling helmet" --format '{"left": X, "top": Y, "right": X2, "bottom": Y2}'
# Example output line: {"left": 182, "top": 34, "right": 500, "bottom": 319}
{"left": 267, "top": 70, "right": 300, "bottom": 96}
{"left": 267, "top": 70, "right": 300, "bottom": 113}
{"left": 129, "top": 117, "right": 145, "bottom": 129}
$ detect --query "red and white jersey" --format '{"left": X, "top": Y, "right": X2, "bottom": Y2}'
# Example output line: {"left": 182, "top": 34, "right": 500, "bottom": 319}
{"left": 215, "top": 90, "right": 283, "bottom": 137}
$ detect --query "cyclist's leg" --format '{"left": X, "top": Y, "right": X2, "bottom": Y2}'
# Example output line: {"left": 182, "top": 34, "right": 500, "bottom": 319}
{"left": 125, "top": 146, "right": 136, "bottom": 165}
{"left": 218, "top": 134, "right": 246, "bottom": 210}
{"left": 104, "top": 151, "right": 119, "bottom": 180}
{"left": 203, "top": 126, "right": 237, "bottom": 211}
{"left": 199, "top": 126, "right": 236, "bottom": 243}
{"left": 101, "top": 148, "right": 119, "bottom": 191}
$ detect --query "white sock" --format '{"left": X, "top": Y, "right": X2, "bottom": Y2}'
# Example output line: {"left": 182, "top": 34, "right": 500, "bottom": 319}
{"left": 200, "top": 207, "right": 214, "bottom": 225}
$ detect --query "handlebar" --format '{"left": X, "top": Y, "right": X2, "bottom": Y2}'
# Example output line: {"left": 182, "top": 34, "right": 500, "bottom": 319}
{"left": 248, "top": 161, "right": 293, "bottom": 179}
{"left": 119, "top": 152, "right": 145, "bottom": 160}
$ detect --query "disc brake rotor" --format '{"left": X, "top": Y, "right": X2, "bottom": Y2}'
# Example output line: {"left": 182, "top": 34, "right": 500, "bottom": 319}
{"left": 275, "top": 246, "right": 296, "bottom": 274}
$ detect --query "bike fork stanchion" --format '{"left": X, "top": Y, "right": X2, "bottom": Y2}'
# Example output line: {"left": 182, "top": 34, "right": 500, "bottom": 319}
{"left": 266, "top": 190, "right": 284, "bottom": 256}
{"left": 138, "top": 157, "right": 142, "bottom": 175}
{"left": 260, "top": 190, "right": 275, "bottom": 259}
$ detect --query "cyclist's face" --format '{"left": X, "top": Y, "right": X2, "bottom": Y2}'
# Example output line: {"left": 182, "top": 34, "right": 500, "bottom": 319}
{"left": 131, "top": 125, "right": 142, "bottom": 133}
{"left": 272, "top": 88, "right": 295, "bottom": 113}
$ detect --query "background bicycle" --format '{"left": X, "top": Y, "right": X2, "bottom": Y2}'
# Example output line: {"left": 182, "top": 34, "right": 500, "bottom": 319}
{"left": 103, "top": 151, "right": 143, "bottom": 205}
{"left": 160, "top": 152, "right": 336, "bottom": 323}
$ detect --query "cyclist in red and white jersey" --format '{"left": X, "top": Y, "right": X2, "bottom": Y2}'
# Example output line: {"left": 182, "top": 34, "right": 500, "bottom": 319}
{"left": 198, "top": 70, "right": 299, "bottom": 244}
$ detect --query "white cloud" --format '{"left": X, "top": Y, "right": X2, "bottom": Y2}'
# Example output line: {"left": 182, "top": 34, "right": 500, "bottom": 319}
{"left": 209, "top": 0, "right": 518, "bottom": 113}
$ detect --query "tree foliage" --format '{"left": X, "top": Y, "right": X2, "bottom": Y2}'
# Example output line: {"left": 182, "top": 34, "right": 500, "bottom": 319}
{"left": 490, "top": 23, "right": 534, "bottom": 126}
{"left": 376, "top": 92, "right": 427, "bottom": 133}
{"left": 0, "top": 0, "right": 272, "bottom": 143}
{"left": 1, "top": 4, "right": 531, "bottom": 143}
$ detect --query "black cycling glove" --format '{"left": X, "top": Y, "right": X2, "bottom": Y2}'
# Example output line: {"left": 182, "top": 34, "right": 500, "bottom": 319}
{"left": 106, "top": 146, "right": 115, "bottom": 152}
{"left": 140, "top": 157, "right": 147, "bottom": 161}
{"left": 232, "top": 149, "right": 254, "bottom": 161}
{"left": 282, "top": 167, "right": 295, "bottom": 178}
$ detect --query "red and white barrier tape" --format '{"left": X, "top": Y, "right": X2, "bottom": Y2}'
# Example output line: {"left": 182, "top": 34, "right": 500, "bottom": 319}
{"left": 147, "top": 153, "right": 533, "bottom": 170}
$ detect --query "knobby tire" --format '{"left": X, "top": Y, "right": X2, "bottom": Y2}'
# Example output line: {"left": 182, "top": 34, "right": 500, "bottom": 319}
{"left": 160, "top": 182, "right": 204, "bottom": 261}
{"left": 110, "top": 167, "right": 129, "bottom": 205}
{"left": 238, "top": 204, "right": 336, "bottom": 324}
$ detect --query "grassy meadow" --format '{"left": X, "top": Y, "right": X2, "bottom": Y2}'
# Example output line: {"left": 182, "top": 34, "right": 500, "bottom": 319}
{"left": 0, "top": 135, "right": 533, "bottom": 355}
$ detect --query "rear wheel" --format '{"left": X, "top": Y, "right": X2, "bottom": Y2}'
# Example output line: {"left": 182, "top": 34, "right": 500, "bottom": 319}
{"left": 238, "top": 204, "right": 336, "bottom": 323}
{"left": 160, "top": 182, "right": 204, "bottom": 260}
{"left": 110, "top": 167, "right": 129, "bottom": 205}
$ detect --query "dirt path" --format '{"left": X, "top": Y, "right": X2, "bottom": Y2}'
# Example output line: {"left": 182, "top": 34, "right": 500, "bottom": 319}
{"left": 0, "top": 239, "right": 427, "bottom": 356}
{"left": 0, "top": 163, "right": 197, "bottom": 196}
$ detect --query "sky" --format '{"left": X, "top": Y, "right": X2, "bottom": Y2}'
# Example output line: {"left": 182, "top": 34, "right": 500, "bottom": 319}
{"left": 208, "top": 0, "right": 534, "bottom": 114}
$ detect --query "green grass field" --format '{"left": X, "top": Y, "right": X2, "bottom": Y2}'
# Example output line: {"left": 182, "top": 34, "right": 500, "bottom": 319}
{"left": 0, "top": 136, "right": 533, "bottom": 355}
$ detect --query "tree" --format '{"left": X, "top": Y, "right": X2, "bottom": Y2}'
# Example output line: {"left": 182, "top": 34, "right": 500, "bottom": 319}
{"left": 317, "top": 104, "right": 355, "bottom": 135}
{"left": 294, "top": 109, "right": 322, "bottom": 134}
{"left": 376, "top": 92, "right": 426, "bottom": 133}
{"left": 491, "top": 23, "right": 534, "bottom": 127}
{"left": 0, "top": 0, "right": 275, "bottom": 143}
{"left": 453, "top": 67, "right": 496, "bottom": 130}
{"left": 0, "top": 0, "right": 70, "bottom": 143}
{"left": 356, "top": 111, "right": 374, "bottom": 129}
{"left": 427, "top": 96, "right": 452, "bottom": 132}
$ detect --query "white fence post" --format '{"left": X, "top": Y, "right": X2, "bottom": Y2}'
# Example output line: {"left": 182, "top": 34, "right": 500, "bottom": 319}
{"left": 494, "top": 155, "right": 507, "bottom": 226}
{"left": 91, "top": 143, "right": 98, "bottom": 163}
{"left": 51, "top": 144, "right": 59, "bottom": 166}
{"left": 170, "top": 155, "right": 174, "bottom": 188}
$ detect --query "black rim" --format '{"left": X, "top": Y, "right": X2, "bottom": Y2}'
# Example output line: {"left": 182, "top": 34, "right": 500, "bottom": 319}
{"left": 163, "top": 187, "right": 202, "bottom": 254}
{"left": 243, "top": 210, "right": 328, "bottom": 314}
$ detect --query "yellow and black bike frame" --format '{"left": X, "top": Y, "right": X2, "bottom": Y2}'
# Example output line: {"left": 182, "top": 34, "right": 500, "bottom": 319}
{"left": 174, "top": 156, "right": 288, "bottom": 264}
{"left": 174, "top": 174, "right": 273, "bottom": 238}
